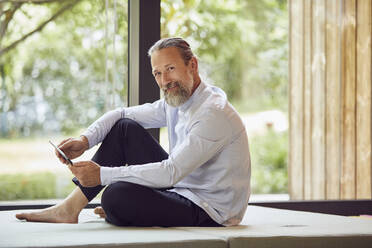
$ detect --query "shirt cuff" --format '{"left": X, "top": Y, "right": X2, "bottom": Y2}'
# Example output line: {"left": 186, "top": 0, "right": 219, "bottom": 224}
{"left": 100, "top": 167, "right": 115, "bottom": 185}
{"left": 81, "top": 130, "right": 94, "bottom": 149}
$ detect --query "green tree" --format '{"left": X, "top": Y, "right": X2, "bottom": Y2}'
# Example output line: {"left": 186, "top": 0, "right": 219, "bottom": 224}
{"left": 161, "top": 0, "right": 288, "bottom": 112}
{"left": 0, "top": 0, "right": 128, "bottom": 137}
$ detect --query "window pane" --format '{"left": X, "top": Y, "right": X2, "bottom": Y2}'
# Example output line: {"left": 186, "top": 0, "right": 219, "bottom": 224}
{"left": 0, "top": 0, "right": 128, "bottom": 201}
{"left": 160, "top": 0, "right": 288, "bottom": 195}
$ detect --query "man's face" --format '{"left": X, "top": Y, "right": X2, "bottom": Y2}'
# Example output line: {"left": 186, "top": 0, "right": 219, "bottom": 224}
{"left": 151, "top": 47, "right": 195, "bottom": 107}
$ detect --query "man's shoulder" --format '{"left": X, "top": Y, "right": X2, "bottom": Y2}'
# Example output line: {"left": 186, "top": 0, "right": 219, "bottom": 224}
{"left": 200, "top": 88, "right": 241, "bottom": 121}
{"left": 192, "top": 95, "right": 244, "bottom": 132}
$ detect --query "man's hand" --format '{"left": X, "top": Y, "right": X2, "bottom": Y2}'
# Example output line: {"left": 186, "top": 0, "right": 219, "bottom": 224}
{"left": 56, "top": 136, "right": 89, "bottom": 164}
{"left": 69, "top": 161, "right": 101, "bottom": 187}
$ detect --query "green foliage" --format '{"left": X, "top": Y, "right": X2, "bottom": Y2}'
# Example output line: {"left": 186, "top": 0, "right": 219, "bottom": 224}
{"left": 162, "top": 0, "right": 288, "bottom": 112}
{"left": 0, "top": 172, "right": 75, "bottom": 200}
{"left": 1, "top": 0, "right": 128, "bottom": 138}
{"left": 2, "top": 0, "right": 288, "bottom": 136}
{"left": 250, "top": 130, "right": 288, "bottom": 193}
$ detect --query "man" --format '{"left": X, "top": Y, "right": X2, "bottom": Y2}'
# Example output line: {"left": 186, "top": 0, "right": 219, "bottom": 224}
{"left": 16, "top": 37, "right": 251, "bottom": 227}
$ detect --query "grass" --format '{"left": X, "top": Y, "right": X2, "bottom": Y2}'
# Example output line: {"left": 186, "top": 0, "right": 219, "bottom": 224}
{"left": 0, "top": 172, "right": 76, "bottom": 200}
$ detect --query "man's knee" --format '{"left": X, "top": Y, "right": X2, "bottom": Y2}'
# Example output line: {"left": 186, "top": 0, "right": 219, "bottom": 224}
{"left": 101, "top": 182, "right": 142, "bottom": 222}
{"left": 103, "top": 118, "right": 145, "bottom": 146}
{"left": 112, "top": 118, "right": 145, "bottom": 135}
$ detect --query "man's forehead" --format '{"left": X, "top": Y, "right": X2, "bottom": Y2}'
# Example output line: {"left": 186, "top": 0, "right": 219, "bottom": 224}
{"left": 151, "top": 47, "right": 182, "bottom": 69}
{"left": 152, "top": 47, "right": 182, "bottom": 60}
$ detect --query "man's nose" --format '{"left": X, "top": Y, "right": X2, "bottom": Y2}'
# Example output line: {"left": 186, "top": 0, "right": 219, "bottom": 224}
{"left": 161, "top": 72, "right": 171, "bottom": 87}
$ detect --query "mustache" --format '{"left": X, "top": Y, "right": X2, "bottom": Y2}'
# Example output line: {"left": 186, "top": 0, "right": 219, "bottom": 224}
{"left": 162, "top": 81, "right": 180, "bottom": 92}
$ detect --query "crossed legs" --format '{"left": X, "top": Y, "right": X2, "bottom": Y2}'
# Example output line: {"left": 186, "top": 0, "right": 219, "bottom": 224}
{"left": 16, "top": 118, "right": 220, "bottom": 227}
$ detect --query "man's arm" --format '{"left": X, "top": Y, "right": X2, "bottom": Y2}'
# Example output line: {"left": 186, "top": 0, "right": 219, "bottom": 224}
{"left": 82, "top": 99, "right": 166, "bottom": 148}
{"left": 99, "top": 109, "right": 232, "bottom": 188}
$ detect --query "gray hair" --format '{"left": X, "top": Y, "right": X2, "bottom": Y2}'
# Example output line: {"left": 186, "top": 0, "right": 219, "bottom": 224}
{"left": 148, "top": 37, "right": 194, "bottom": 65}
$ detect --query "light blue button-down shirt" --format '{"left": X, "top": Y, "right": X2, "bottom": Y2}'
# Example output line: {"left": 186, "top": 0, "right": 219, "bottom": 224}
{"left": 82, "top": 82, "right": 251, "bottom": 226}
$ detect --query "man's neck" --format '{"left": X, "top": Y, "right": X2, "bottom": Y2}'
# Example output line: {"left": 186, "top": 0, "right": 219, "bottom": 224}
{"left": 191, "top": 75, "right": 201, "bottom": 95}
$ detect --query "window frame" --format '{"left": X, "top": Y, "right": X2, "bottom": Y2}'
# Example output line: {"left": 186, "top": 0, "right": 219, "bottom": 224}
{"left": 128, "top": 0, "right": 160, "bottom": 141}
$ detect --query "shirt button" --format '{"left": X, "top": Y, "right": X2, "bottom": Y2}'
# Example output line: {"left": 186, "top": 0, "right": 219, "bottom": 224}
{"left": 203, "top": 202, "right": 209, "bottom": 208}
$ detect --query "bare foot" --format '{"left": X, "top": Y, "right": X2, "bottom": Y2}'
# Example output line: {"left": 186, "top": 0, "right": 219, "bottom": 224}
{"left": 16, "top": 205, "right": 78, "bottom": 223}
{"left": 16, "top": 188, "right": 88, "bottom": 223}
{"left": 94, "top": 207, "right": 106, "bottom": 218}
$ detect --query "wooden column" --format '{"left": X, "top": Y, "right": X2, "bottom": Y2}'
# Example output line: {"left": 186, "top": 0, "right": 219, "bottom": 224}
{"left": 356, "top": 0, "right": 372, "bottom": 199}
{"left": 311, "top": 0, "right": 326, "bottom": 200}
{"left": 303, "top": 0, "right": 313, "bottom": 199}
{"left": 325, "top": 0, "right": 341, "bottom": 200}
{"left": 341, "top": 0, "right": 357, "bottom": 200}
{"left": 289, "top": 0, "right": 372, "bottom": 200}
{"left": 289, "top": 0, "right": 304, "bottom": 200}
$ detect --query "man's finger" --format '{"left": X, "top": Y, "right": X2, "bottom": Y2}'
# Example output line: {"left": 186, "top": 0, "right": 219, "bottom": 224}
{"left": 58, "top": 138, "right": 72, "bottom": 147}
{"left": 72, "top": 161, "right": 88, "bottom": 167}
{"left": 55, "top": 150, "right": 67, "bottom": 164}
{"left": 59, "top": 142, "right": 71, "bottom": 152}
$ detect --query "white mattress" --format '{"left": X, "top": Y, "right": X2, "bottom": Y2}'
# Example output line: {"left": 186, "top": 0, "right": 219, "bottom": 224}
{"left": 1, "top": 205, "right": 371, "bottom": 248}
{"left": 179, "top": 206, "right": 372, "bottom": 248}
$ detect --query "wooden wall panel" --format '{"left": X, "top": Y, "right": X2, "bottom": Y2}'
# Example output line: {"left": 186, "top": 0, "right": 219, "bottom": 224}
{"left": 303, "top": 0, "right": 313, "bottom": 199}
{"left": 341, "top": 0, "right": 356, "bottom": 200}
{"left": 311, "top": 0, "right": 326, "bottom": 199}
{"left": 289, "top": 0, "right": 372, "bottom": 200}
{"left": 356, "top": 0, "right": 372, "bottom": 199}
{"left": 325, "top": 0, "right": 341, "bottom": 200}
{"left": 289, "top": 0, "right": 304, "bottom": 200}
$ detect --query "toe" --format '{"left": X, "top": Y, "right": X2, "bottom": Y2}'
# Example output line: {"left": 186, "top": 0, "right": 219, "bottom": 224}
{"left": 15, "top": 213, "right": 27, "bottom": 220}
{"left": 94, "top": 207, "right": 104, "bottom": 214}
{"left": 94, "top": 207, "right": 106, "bottom": 218}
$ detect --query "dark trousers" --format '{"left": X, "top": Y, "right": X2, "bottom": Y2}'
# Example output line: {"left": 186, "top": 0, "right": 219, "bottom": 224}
{"left": 73, "top": 118, "right": 221, "bottom": 227}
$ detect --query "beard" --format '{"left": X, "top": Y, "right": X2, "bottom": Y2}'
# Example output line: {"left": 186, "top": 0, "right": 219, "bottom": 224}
{"left": 162, "top": 81, "right": 192, "bottom": 107}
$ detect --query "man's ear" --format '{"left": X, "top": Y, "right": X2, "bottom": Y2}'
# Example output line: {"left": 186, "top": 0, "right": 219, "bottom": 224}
{"left": 190, "top": 57, "right": 198, "bottom": 71}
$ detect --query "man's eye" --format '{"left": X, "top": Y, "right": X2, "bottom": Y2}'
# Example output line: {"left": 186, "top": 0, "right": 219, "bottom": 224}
{"left": 154, "top": 72, "right": 161, "bottom": 77}
{"left": 168, "top": 66, "right": 175, "bottom": 71}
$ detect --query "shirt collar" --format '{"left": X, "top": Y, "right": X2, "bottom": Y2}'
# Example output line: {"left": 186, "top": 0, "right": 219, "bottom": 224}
{"left": 178, "top": 81, "right": 206, "bottom": 112}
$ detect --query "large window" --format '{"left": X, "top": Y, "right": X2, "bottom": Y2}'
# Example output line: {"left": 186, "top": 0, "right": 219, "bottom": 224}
{"left": 0, "top": 0, "right": 128, "bottom": 201}
{"left": 160, "top": 0, "right": 288, "bottom": 196}
{"left": 0, "top": 0, "right": 288, "bottom": 202}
